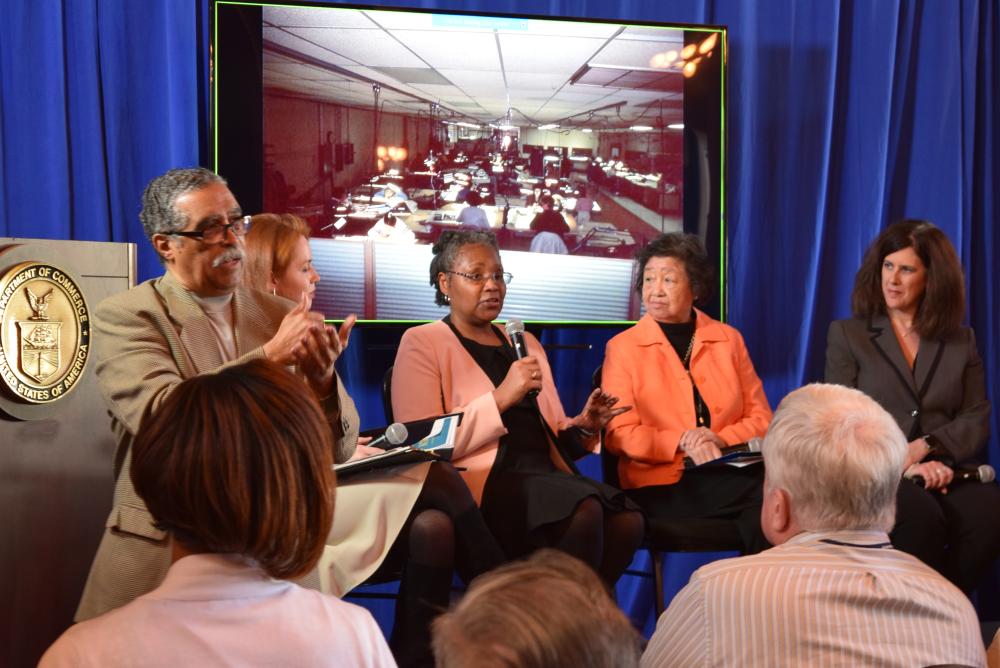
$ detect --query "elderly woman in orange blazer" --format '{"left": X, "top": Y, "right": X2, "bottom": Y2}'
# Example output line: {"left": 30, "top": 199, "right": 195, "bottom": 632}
{"left": 602, "top": 233, "right": 772, "bottom": 552}
{"left": 392, "top": 230, "right": 644, "bottom": 586}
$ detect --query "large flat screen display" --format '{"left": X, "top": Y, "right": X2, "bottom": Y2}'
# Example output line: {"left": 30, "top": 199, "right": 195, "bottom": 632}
{"left": 212, "top": 2, "right": 726, "bottom": 323}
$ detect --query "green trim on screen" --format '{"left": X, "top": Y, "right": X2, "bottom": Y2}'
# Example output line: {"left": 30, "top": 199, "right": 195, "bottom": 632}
{"left": 719, "top": 27, "right": 728, "bottom": 322}
{"left": 325, "top": 319, "right": 640, "bottom": 326}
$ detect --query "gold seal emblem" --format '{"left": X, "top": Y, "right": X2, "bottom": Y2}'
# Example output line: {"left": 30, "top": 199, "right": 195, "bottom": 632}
{"left": 0, "top": 262, "right": 91, "bottom": 403}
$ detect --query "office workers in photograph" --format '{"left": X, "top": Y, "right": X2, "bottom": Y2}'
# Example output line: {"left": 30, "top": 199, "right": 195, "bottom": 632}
{"left": 75, "top": 168, "right": 354, "bottom": 622}
{"left": 826, "top": 219, "right": 1000, "bottom": 593}
{"left": 391, "top": 230, "right": 644, "bottom": 586}
{"left": 642, "top": 384, "right": 985, "bottom": 668}
{"left": 244, "top": 214, "right": 503, "bottom": 667}
{"left": 43, "top": 361, "right": 395, "bottom": 667}
{"left": 602, "top": 233, "right": 772, "bottom": 552}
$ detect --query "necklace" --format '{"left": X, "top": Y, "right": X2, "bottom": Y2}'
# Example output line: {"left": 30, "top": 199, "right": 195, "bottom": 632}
{"left": 682, "top": 334, "right": 695, "bottom": 366}
{"left": 681, "top": 334, "right": 707, "bottom": 426}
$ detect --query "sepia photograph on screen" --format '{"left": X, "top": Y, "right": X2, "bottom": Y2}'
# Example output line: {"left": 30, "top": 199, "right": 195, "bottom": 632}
{"left": 214, "top": 2, "right": 726, "bottom": 322}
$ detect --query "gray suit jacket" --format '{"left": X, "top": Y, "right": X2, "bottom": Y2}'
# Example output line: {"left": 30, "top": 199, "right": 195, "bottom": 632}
{"left": 825, "top": 315, "right": 990, "bottom": 463}
{"left": 75, "top": 272, "right": 358, "bottom": 621}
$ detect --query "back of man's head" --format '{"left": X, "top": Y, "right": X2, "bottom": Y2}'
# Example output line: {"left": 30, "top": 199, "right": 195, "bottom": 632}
{"left": 432, "top": 549, "right": 640, "bottom": 668}
{"left": 140, "top": 167, "right": 226, "bottom": 242}
{"left": 763, "top": 383, "right": 906, "bottom": 533}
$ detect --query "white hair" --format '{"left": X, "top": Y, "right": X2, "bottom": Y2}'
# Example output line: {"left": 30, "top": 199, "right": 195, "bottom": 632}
{"left": 763, "top": 383, "right": 907, "bottom": 532}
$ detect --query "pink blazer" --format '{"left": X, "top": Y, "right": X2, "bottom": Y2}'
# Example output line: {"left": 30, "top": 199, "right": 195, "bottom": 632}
{"left": 391, "top": 320, "right": 593, "bottom": 504}
{"left": 602, "top": 311, "right": 771, "bottom": 489}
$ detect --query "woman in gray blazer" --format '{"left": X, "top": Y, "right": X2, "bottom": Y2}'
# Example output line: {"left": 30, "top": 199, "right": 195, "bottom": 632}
{"left": 826, "top": 219, "right": 1000, "bottom": 593}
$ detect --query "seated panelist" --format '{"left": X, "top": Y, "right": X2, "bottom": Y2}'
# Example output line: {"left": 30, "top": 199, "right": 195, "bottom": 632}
{"left": 391, "top": 230, "right": 645, "bottom": 586}
{"left": 826, "top": 219, "right": 1000, "bottom": 593}
{"left": 75, "top": 168, "right": 354, "bottom": 624}
{"left": 42, "top": 360, "right": 395, "bottom": 667}
{"left": 602, "top": 233, "right": 773, "bottom": 553}
{"left": 244, "top": 214, "right": 503, "bottom": 667}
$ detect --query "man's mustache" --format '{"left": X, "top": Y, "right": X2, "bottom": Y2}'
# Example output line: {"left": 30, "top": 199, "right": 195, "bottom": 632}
{"left": 212, "top": 248, "right": 244, "bottom": 267}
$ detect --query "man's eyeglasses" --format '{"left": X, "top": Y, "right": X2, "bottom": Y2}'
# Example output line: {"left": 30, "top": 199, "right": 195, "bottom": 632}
{"left": 445, "top": 270, "right": 513, "bottom": 285}
{"left": 171, "top": 215, "right": 251, "bottom": 244}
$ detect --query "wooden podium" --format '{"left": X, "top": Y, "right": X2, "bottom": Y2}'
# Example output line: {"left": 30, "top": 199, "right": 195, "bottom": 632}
{"left": 0, "top": 238, "right": 134, "bottom": 667}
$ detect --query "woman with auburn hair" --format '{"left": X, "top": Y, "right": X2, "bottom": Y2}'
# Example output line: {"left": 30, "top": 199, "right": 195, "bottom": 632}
{"left": 244, "top": 214, "right": 503, "bottom": 668}
{"left": 826, "top": 219, "right": 1000, "bottom": 593}
{"left": 243, "top": 213, "right": 320, "bottom": 299}
{"left": 41, "top": 360, "right": 395, "bottom": 666}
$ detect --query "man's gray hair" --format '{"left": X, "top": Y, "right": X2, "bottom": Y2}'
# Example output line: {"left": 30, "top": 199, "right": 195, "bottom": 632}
{"left": 139, "top": 167, "right": 226, "bottom": 241}
{"left": 763, "top": 383, "right": 907, "bottom": 532}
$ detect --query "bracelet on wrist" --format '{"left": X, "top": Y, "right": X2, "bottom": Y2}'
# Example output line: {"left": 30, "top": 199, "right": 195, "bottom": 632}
{"left": 575, "top": 425, "right": 596, "bottom": 438}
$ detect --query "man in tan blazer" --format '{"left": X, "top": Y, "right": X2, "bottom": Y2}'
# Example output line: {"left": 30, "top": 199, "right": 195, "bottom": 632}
{"left": 76, "top": 167, "right": 358, "bottom": 621}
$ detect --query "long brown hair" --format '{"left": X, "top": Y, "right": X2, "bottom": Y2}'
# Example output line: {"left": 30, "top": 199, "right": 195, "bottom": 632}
{"left": 130, "top": 359, "right": 335, "bottom": 579}
{"left": 850, "top": 219, "right": 965, "bottom": 339}
{"left": 243, "top": 213, "right": 311, "bottom": 294}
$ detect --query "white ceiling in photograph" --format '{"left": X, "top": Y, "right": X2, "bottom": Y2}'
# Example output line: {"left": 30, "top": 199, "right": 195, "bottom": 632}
{"left": 261, "top": 6, "right": 697, "bottom": 130}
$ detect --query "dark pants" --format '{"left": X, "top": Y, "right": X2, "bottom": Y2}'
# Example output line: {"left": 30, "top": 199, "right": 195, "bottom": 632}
{"left": 626, "top": 464, "right": 769, "bottom": 554}
{"left": 892, "top": 478, "right": 1000, "bottom": 594}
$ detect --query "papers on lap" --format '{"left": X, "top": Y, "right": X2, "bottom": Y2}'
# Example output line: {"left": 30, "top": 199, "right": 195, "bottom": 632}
{"left": 336, "top": 413, "right": 461, "bottom": 477}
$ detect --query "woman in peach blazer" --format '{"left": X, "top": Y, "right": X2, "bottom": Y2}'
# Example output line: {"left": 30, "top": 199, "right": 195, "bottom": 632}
{"left": 392, "top": 230, "right": 644, "bottom": 585}
{"left": 603, "top": 233, "right": 772, "bottom": 553}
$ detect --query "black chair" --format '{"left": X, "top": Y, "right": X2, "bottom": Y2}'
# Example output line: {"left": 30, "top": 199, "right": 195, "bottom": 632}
{"left": 593, "top": 364, "right": 743, "bottom": 615}
{"left": 381, "top": 365, "right": 395, "bottom": 424}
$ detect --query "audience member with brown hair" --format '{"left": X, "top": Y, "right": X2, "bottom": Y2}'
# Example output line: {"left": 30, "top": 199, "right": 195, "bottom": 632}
{"left": 41, "top": 360, "right": 395, "bottom": 667}
{"left": 432, "top": 549, "right": 641, "bottom": 668}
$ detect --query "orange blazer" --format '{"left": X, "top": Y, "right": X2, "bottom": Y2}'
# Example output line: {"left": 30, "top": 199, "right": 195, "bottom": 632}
{"left": 602, "top": 311, "right": 771, "bottom": 489}
{"left": 391, "top": 320, "right": 592, "bottom": 504}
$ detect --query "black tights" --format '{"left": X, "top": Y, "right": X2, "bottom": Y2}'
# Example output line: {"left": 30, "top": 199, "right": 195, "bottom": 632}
{"left": 536, "top": 497, "right": 645, "bottom": 586}
{"left": 377, "top": 462, "right": 504, "bottom": 668}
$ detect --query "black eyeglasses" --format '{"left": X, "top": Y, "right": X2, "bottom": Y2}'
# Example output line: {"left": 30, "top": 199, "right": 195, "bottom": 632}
{"left": 171, "top": 215, "right": 251, "bottom": 244}
{"left": 445, "top": 270, "right": 513, "bottom": 285}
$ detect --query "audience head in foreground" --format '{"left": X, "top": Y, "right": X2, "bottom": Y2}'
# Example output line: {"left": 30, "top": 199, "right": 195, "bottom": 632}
{"left": 131, "top": 358, "right": 335, "bottom": 575}
{"left": 759, "top": 381, "right": 905, "bottom": 543}
{"left": 641, "top": 383, "right": 986, "bottom": 668}
{"left": 432, "top": 549, "right": 640, "bottom": 668}
{"left": 42, "top": 360, "right": 395, "bottom": 667}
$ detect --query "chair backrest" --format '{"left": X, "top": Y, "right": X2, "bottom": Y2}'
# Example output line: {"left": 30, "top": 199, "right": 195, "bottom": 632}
{"left": 381, "top": 365, "right": 394, "bottom": 424}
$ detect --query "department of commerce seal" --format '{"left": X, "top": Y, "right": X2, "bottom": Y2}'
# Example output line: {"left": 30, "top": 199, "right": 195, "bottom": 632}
{"left": 0, "top": 262, "right": 91, "bottom": 403}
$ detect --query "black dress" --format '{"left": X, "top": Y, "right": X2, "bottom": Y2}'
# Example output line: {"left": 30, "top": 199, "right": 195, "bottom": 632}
{"left": 445, "top": 318, "right": 637, "bottom": 558}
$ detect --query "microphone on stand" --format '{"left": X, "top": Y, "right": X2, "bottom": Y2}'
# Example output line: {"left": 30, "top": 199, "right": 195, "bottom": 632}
{"left": 369, "top": 422, "right": 409, "bottom": 450}
{"left": 683, "top": 437, "right": 762, "bottom": 468}
{"left": 504, "top": 318, "right": 538, "bottom": 398}
{"left": 905, "top": 463, "right": 995, "bottom": 488}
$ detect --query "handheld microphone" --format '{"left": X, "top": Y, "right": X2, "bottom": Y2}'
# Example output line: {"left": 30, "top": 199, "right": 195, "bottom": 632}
{"left": 905, "top": 463, "right": 995, "bottom": 488}
{"left": 683, "top": 437, "right": 762, "bottom": 468}
{"left": 369, "top": 422, "right": 409, "bottom": 450}
{"left": 504, "top": 318, "right": 538, "bottom": 398}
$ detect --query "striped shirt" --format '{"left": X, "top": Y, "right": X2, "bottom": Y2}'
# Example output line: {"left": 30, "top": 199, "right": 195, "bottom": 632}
{"left": 641, "top": 529, "right": 986, "bottom": 667}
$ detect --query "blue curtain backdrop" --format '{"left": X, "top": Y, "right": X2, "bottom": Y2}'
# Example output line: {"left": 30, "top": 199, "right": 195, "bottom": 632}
{"left": 2, "top": 0, "right": 998, "bottom": 633}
